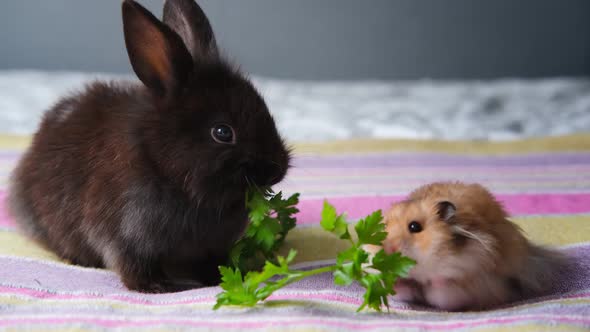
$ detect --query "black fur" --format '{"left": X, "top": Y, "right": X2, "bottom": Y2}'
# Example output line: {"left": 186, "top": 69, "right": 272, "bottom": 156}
{"left": 7, "top": 0, "right": 290, "bottom": 293}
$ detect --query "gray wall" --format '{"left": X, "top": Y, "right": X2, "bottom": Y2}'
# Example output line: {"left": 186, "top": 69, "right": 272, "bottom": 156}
{"left": 1, "top": 0, "right": 589, "bottom": 80}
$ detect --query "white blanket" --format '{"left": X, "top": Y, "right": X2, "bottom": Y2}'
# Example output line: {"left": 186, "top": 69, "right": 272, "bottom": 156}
{"left": 1, "top": 70, "right": 588, "bottom": 141}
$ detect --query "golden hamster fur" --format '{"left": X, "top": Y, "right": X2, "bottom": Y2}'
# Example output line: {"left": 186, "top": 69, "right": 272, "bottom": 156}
{"left": 372, "top": 182, "right": 568, "bottom": 311}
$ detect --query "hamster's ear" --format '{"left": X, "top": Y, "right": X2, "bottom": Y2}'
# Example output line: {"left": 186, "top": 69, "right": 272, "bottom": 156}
{"left": 436, "top": 201, "right": 456, "bottom": 222}
{"left": 122, "top": 0, "right": 193, "bottom": 98}
{"left": 163, "top": 0, "right": 219, "bottom": 59}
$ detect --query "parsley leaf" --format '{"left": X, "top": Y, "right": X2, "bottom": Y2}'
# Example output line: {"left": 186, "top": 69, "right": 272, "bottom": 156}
{"left": 355, "top": 210, "right": 387, "bottom": 246}
{"left": 215, "top": 249, "right": 336, "bottom": 309}
{"left": 320, "top": 201, "right": 351, "bottom": 240}
{"left": 230, "top": 188, "right": 299, "bottom": 272}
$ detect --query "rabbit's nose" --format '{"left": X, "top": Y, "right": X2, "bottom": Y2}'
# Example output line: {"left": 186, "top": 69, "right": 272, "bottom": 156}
{"left": 244, "top": 160, "right": 285, "bottom": 187}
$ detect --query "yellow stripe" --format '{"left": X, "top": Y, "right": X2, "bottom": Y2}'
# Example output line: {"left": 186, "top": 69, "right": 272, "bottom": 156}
{"left": 0, "top": 135, "right": 31, "bottom": 150}
{"left": 2, "top": 215, "right": 589, "bottom": 264}
{"left": 293, "top": 134, "right": 590, "bottom": 155}
{"left": 0, "top": 293, "right": 588, "bottom": 318}
{"left": 2, "top": 134, "right": 590, "bottom": 155}
{"left": 0, "top": 230, "right": 60, "bottom": 262}
{"left": 517, "top": 215, "right": 590, "bottom": 247}
{"left": 278, "top": 216, "right": 590, "bottom": 263}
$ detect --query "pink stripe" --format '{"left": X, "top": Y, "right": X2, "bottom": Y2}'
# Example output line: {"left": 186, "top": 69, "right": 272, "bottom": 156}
{"left": 1, "top": 192, "right": 589, "bottom": 228}
{"left": 0, "top": 285, "right": 365, "bottom": 307}
{"left": 0, "top": 314, "right": 588, "bottom": 330}
{"left": 294, "top": 193, "right": 590, "bottom": 224}
{"left": 0, "top": 192, "right": 12, "bottom": 227}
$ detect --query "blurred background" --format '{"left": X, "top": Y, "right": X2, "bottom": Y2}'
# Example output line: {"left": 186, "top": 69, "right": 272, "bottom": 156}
{"left": 0, "top": 0, "right": 589, "bottom": 141}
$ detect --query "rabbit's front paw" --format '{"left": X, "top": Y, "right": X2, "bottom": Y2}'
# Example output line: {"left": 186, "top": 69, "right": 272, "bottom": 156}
{"left": 123, "top": 275, "right": 198, "bottom": 294}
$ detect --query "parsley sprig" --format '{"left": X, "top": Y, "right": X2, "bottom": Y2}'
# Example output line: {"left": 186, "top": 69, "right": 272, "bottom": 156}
{"left": 320, "top": 202, "right": 416, "bottom": 311}
{"left": 216, "top": 193, "right": 416, "bottom": 312}
{"left": 229, "top": 188, "right": 299, "bottom": 272}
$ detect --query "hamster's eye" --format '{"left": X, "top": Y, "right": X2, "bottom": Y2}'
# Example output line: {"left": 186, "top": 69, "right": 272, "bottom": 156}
{"left": 211, "top": 124, "right": 235, "bottom": 144}
{"left": 408, "top": 221, "right": 423, "bottom": 234}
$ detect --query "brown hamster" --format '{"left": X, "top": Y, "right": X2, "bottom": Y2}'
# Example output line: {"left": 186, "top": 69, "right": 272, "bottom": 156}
{"left": 373, "top": 182, "right": 567, "bottom": 311}
{"left": 7, "top": 0, "right": 290, "bottom": 293}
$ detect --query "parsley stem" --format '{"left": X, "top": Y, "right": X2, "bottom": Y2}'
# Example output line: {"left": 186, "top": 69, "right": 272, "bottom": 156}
{"left": 256, "top": 265, "right": 339, "bottom": 303}
{"left": 295, "top": 265, "right": 338, "bottom": 280}
{"left": 347, "top": 238, "right": 356, "bottom": 247}
{"left": 273, "top": 265, "right": 338, "bottom": 290}
{"left": 268, "top": 266, "right": 337, "bottom": 292}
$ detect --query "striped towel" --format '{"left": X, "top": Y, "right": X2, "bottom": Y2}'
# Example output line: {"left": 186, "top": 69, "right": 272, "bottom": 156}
{"left": 0, "top": 134, "right": 589, "bottom": 331}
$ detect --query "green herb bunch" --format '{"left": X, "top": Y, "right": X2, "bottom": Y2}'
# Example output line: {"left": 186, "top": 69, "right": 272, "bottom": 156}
{"left": 216, "top": 189, "right": 416, "bottom": 312}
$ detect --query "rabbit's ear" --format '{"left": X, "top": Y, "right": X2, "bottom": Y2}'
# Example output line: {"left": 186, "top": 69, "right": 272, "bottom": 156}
{"left": 163, "top": 0, "right": 218, "bottom": 59}
{"left": 122, "top": 0, "right": 193, "bottom": 98}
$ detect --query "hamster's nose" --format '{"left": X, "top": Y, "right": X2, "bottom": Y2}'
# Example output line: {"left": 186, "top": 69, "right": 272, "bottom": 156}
{"left": 383, "top": 242, "right": 398, "bottom": 254}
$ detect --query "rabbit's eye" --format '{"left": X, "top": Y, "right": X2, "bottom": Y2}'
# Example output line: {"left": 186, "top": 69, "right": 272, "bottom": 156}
{"left": 408, "top": 221, "right": 423, "bottom": 234}
{"left": 211, "top": 124, "right": 235, "bottom": 144}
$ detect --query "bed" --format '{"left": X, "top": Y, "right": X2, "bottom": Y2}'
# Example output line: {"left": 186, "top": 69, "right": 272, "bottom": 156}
{"left": 0, "top": 71, "right": 589, "bottom": 331}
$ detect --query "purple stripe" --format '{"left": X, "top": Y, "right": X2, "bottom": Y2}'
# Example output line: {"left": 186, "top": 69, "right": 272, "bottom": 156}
{"left": 3, "top": 151, "right": 590, "bottom": 169}
{"left": 0, "top": 314, "right": 589, "bottom": 330}
{"left": 0, "top": 246, "right": 587, "bottom": 331}
{"left": 0, "top": 315, "right": 588, "bottom": 330}
{"left": 287, "top": 165, "right": 590, "bottom": 175}
{"left": 0, "top": 257, "right": 220, "bottom": 300}
{"left": 282, "top": 176, "right": 590, "bottom": 185}
{"left": 0, "top": 244, "right": 588, "bottom": 300}
{"left": 1, "top": 284, "right": 589, "bottom": 317}
{"left": 292, "top": 153, "right": 590, "bottom": 168}
{"left": 0, "top": 150, "right": 22, "bottom": 156}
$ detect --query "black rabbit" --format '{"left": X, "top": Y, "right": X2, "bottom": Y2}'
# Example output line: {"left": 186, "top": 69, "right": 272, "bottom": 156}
{"left": 7, "top": 0, "right": 290, "bottom": 293}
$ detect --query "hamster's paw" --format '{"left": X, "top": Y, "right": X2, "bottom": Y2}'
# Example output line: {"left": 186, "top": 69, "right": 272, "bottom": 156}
{"left": 393, "top": 278, "right": 423, "bottom": 303}
{"left": 424, "top": 279, "right": 472, "bottom": 311}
